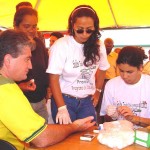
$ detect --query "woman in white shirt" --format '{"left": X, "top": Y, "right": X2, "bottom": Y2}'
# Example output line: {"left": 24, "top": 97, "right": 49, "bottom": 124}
{"left": 47, "top": 5, "right": 109, "bottom": 124}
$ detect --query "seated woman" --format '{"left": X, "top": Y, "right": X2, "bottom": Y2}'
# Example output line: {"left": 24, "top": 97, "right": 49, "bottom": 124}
{"left": 100, "top": 46, "right": 150, "bottom": 128}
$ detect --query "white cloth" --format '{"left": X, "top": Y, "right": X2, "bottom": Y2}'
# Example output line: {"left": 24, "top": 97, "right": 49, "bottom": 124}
{"left": 46, "top": 35, "right": 110, "bottom": 98}
{"left": 100, "top": 74, "right": 150, "bottom": 119}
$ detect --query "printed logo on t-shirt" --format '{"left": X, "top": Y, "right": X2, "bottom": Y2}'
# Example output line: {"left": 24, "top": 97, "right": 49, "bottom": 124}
{"left": 116, "top": 100, "right": 147, "bottom": 116}
{"left": 71, "top": 59, "right": 97, "bottom": 92}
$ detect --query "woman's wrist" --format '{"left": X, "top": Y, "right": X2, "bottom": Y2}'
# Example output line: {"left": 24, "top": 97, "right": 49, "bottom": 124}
{"left": 96, "top": 88, "right": 102, "bottom": 93}
{"left": 127, "top": 115, "right": 141, "bottom": 125}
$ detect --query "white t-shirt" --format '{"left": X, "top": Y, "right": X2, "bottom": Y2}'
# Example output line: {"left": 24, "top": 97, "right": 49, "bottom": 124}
{"left": 46, "top": 35, "right": 110, "bottom": 97}
{"left": 100, "top": 74, "right": 150, "bottom": 119}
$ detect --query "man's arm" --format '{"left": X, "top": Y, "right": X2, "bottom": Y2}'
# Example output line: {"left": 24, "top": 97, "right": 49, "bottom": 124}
{"left": 30, "top": 116, "right": 95, "bottom": 148}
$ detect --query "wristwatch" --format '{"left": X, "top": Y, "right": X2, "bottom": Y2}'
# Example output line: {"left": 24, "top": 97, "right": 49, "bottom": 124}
{"left": 96, "top": 88, "right": 102, "bottom": 93}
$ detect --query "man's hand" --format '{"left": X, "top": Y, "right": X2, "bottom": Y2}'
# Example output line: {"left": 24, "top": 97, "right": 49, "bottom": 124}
{"left": 18, "top": 79, "right": 36, "bottom": 92}
{"left": 56, "top": 105, "right": 72, "bottom": 124}
{"left": 106, "top": 105, "right": 118, "bottom": 120}
{"left": 73, "top": 116, "right": 96, "bottom": 131}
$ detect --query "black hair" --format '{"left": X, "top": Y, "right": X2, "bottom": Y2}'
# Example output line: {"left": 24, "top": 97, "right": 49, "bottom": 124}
{"left": 117, "top": 46, "right": 148, "bottom": 69}
{"left": 14, "top": 8, "right": 38, "bottom": 27}
{"left": 16, "top": 1, "right": 32, "bottom": 11}
{"left": 68, "top": 5, "right": 101, "bottom": 67}
{"left": 0, "top": 29, "right": 34, "bottom": 68}
{"left": 50, "top": 32, "right": 64, "bottom": 39}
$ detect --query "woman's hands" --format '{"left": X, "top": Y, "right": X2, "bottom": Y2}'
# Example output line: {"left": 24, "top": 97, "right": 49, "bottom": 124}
{"left": 106, "top": 105, "right": 134, "bottom": 120}
{"left": 56, "top": 105, "right": 72, "bottom": 124}
{"left": 117, "top": 106, "right": 134, "bottom": 118}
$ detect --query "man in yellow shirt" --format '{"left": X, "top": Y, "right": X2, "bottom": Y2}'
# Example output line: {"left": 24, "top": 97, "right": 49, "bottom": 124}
{"left": 0, "top": 30, "right": 95, "bottom": 150}
{"left": 104, "top": 38, "right": 120, "bottom": 80}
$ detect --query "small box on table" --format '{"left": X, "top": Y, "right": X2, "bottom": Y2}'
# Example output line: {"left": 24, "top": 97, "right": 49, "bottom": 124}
{"left": 134, "top": 127, "right": 150, "bottom": 148}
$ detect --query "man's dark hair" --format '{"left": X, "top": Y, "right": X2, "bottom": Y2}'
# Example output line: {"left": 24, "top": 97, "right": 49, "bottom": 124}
{"left": 50, "top": 32, "right": 64, "bottom": 39}
{"left": 16, "top": 1, "right": 32, "bottom": 11}
{"left": 0, "top": 30, "right": 34, "bottom": 68}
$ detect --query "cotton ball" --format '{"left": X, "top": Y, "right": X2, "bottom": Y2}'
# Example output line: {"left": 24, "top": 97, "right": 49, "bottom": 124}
{"left": 97, "top": 132, "right": 103, "bottom": 141}
{"left": 97, "top": 120, "right": 134, "bottom": 149}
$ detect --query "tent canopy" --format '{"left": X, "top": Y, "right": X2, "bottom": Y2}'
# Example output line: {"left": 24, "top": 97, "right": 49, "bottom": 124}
{"left": 0, "top": 0, "right": 150, "bottom": 31}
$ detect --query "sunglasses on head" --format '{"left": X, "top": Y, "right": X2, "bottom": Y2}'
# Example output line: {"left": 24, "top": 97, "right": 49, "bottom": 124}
{"left": 75, "top": 29, "right": 94, "bottom": 34}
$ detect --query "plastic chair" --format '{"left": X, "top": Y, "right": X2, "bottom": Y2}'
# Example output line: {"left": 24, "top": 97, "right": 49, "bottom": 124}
{"left": 0, "top": 140, "right": 17, "bottom": 150}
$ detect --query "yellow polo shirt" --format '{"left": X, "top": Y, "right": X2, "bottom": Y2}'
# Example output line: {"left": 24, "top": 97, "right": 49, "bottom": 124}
{"left": 105, "top": 52, "right": 120, "bottom": 79}
{"left": 0, "top": 76, "right": 47, "bottom": 150}
{"left": 143, "top": 61, "right": 150, "bottom": 75}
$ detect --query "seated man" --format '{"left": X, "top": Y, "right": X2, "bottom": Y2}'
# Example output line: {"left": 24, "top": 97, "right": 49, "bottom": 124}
{"left": 0, "top": 30, "right": 95, "bottom": 150}
{"left": 104, "top": 38, "right": 120, "bottom": 80}
{"left": 100, "top": 46, "right": 150, "bottom": 128}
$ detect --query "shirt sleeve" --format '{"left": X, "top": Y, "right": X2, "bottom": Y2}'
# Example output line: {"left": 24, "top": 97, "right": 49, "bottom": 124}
{"left": 0, "top": 83, "right": 47, "bottom": 143}
{"left": 46, "top": 39, "right": 67, "bottom": 75}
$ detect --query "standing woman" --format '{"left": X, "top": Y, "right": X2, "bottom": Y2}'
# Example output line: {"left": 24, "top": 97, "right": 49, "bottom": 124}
{"left": 14, "top": 8, "right": 49, "bottom": 123}
{"left": 46, "top": 5, "right": 110, "bottom": 124}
